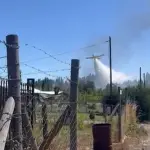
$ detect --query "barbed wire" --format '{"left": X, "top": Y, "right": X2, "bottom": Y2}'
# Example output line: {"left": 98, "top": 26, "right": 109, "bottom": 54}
{"left": 24, "top": 44, "right": 96, "bottom": 64}
{"left": 22, "top": 63, "right": 80, "bottom": 84}
{"left": 20, "top": 56, "right": 54, "bottom": 64}
{"left": 0, "top": 37, "right": 116, "bottom": 149}
{"left": 20, "top": 44, "right": 95, "bottom": 64}
{"left": 0, "top": 40, "right": 81, "bottom": 73}
{"left": 0, "top": 64, "right": 71, "bottom": 78}
{"left": 0, "top": 67, "right": 7, "bottom": 76}
{"left": 0, "top": 42, "right": 95, "bottom": 65}
{"left": 23, "top": 63, "right": 67, "bottom": 78}
{"left": 22, "top": 68, "right": 71, "bottom": 76}
{"left": 0, "top": 81, "right": 95, "bottom": 149}
{"left": 0, "top": 40, "right": 4, "bottom": 44}
{"left": 0, "top": 40, "right": 19, "bottom": 49}
{"left": 0, "top": 66, "right": 7, "bottom": 69}
{"left": 0, "top": 63, "right": 72, "bottom": 83}
{"left": 0, "top": 40, "right": 70, "bottom": 66}
{"left": 0, "top": 95, "right": 37, "bottom": 148}
{"left": 0, "top": 56, "right": 6, "bottom": 59}
{"left": 25, "top": 44, "right": 71, "bottom": 66}
{"left": 0, "top": 39, "right": 82, "bottom": 88}
{"left": 0, "top": 95, "right": 79, "bottom": 149}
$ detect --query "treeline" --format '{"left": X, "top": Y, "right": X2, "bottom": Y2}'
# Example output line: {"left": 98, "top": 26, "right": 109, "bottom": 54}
{"left": 35, "top": 74, "right": 96, "bottom": 92}
{"left": 35, "top": 77, "right": 69, "bottom": 91}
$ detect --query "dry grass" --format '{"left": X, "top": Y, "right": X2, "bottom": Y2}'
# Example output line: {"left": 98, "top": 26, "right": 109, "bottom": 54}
{"left": 31, "top": 103, "right": 148, "bottom": 150}
{"left": 112, "top": 103, "right": 148, "bottom": 150}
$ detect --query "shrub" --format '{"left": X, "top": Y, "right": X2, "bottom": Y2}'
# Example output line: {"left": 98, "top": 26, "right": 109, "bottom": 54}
{"left": 89, "top": 111, "right": 95, "bottom": 120}
{"left": 88, "top": 104, "right": 96, "bottom": 110}
{"left": 78, "top": 120, "right": 85, "bottom": 130}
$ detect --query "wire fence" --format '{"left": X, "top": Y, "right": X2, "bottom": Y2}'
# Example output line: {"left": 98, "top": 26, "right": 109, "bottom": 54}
{"left": 0, "top": 34, "right": 149, "bottom": 150}
{"left": 33, "top": 101, "right": 94, "bottom": 150}
{"left": 0, "top": 34, "right": 84, "bottom": 150}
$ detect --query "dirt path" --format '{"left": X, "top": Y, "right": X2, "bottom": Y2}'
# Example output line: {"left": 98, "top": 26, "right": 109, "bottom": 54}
{"left": 140, "top": 124, "right": 150, "bottom": 150}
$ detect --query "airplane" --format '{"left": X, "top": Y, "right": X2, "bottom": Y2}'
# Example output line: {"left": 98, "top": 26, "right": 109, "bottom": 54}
{"left": 86, "top": 54, "right": 104, "bottom": 59}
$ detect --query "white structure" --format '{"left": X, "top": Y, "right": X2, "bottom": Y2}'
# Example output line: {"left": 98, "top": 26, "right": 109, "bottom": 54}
{"left": 34, "top": 88, "right": 63, "bottom": 95}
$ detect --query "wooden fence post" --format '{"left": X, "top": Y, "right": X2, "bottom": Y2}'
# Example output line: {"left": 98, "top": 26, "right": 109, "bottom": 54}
{"left": 118, "top": 87, "right": 122, "bottom": 142}
{"left": 27, "top": 78, "right": 35, "bottom": 128}
{"left": 6, "top": 34, "right": 23, "bottom": 150}
{"left": 42, "top": 103, "right": 48, "bottom": 138}
{"left": 70, "top": 59, "right": 79, "bottom": 150}
{"left": 22, "top": 105, "right": 38, "bottom": 150}
{"left": 124, "top": 88, "right": 127, "bottom": 123}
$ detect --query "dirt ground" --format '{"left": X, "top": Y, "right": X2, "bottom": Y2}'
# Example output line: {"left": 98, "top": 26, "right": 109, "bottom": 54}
{"left": 112, "top": 124, "right": 150, "bottom": 150}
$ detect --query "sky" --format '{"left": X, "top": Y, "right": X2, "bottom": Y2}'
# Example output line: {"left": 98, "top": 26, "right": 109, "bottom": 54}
{"left": 0, "top": 0, "right": 150, "bottom": 81}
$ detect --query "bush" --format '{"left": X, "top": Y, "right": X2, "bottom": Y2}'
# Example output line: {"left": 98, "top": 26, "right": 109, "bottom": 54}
{"left": 89, "top": 111, "right": 95, "bottom": 120}
{"left": 78, "top": 120, "right": 85, "bottom": 130}
{"left": 134, "top": 88, "right": 150, "bottom": 122}
{"left": 88, "top": 104, "right": 96, "bottom": 110}
{"left": 77, "top": 113, "right": 86, "bottom": 130}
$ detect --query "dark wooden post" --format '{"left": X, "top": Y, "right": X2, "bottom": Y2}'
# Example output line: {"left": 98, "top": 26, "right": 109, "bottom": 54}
{"left": 69, "top": 59, "right": 79, "bottom": 150}
{"left": 124, "top": 88, "right": 127, "bottom": 123}
{"left": 103, "top": 104, "right": 107, "bottom": 122}
{"left": 42, "top": 103, "right": 48, "bottom": 138}
{"left": 27, "top": 78, "right": 35, "bottom": 128}
{"left": 118, "top": 87, "right": 122, "bottom": 142}
{"left": 93, "top": 124, "right": 112, "bottom": 150}
{"left": 6, "top": 34, "right": 23, "bottom": 150}
{"left": 22, "top": 105, "right": 38, "bottom": 150}
{"left": 143, "top": 73, "right": 146, "bottom": 88}
{"left": 31, "top": 79, "right": 35, "bottom": 127}
{"left": 139, "top": 67, "right": 142, "bottom": 88}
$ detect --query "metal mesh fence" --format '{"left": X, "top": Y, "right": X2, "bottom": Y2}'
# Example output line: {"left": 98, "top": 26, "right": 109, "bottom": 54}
{"left": 1, "top": 89, "right": 150, "bottom": 150}
{"left": 33, "top": 102, "right": 94, "bottom": 150}
{"left": 1, "top": 35, "right": 149, "bottom": 150}
{"left": 34, "top": 103, "right": 70, "bottom": 148}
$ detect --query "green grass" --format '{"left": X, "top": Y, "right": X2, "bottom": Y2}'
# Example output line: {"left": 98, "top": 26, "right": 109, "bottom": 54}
{"left": 79, "top": 94, "right": 103, "bottom": 102}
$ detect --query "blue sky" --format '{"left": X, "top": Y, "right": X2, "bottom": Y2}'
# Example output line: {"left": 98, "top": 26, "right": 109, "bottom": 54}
{"left": 0, "top": 0, "right": 150, "bottom": 81}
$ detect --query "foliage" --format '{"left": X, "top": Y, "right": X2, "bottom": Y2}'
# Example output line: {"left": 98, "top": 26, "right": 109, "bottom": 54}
{"left": 89, "top": 111, "right": 95, "bottom": 120}
{"left": 87, "top": 104, "right": 96, "bottom": 110}
{"left": 54, "top": 86, "right": 60, "bottom": 95}
{"left": 102, "top": 94, "right": 119, "bottom": 105}
{"left": 125, "top": 87, "right": 150, "bottom": 122}
{"left": 77, "top": 113, "right": 86, "bottom": 130}
{"left": 34, "top": 73, "right": 150, "bottom": 122}
{"left": 79, "top": 93, "right": 102, "bottom": 102}
{"left": 35, "top": 77, "right": 69, "bottom": 91}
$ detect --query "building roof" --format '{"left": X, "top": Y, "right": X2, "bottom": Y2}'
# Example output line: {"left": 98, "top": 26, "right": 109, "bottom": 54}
{"left": 34, "top": 88, "right": 63, "bottom": 95}
{"left": 0, "top": 80, "right": 63, "bottom": 95}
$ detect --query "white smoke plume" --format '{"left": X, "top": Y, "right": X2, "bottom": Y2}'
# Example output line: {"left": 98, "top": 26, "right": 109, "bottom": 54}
{"left": 94, "top": 58, "right": 133, "bottom": 88}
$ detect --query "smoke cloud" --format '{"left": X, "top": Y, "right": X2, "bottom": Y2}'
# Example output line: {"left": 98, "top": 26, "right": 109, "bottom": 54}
{"left": 80, "top": 8, "right": 150, "bottom": 77}
{"left": 94, "top": 59, "right": 132, "bottom": 88}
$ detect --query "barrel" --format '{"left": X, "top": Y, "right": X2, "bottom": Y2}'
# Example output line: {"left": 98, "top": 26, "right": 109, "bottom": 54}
{"left": 92, "top": 123, "right": 112, "bottom": 150}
